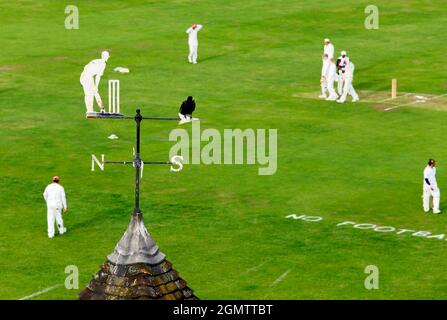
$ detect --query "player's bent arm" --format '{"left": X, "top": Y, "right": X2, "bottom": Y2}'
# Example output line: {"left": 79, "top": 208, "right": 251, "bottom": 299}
{"left": 425, "top": 178, "right": 434, "bottom": 190}
{"left": 61, "top": 188, "right": 67, "bottom": 210}
{"left": 94, "top": 75, "right": 101, "bottom": 91}
{"left": 196, "top": 24, "right": 203, "bottom": 31}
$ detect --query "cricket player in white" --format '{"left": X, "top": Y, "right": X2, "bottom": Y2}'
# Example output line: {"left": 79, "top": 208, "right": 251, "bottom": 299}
{"left": 43, "top": 176, "right": 68, "bottom": 238}
{"left": 337, "top": 58, "right": 359, "bottom": 103}
{"left": 80, "top": 51, "right": 110, "bottom": 113}
{"left": 336, "top": 50, "right": 348, "bottom": 96}
{"left": 323, "top": 38, "right": 334, "bottom": 60}
{"left": 423, "top": 159, "right": 441, "bottom": 214}
{"left": 320, "top": 54, "right": 337, "bottom": 100}
{"left": 186, "top": 23, "right": 203, "bottom": 64}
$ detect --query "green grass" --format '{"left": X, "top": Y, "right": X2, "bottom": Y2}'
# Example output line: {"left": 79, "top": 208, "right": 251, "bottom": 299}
{"left": 1, "top": 0, "right": 447, "bottom": 299}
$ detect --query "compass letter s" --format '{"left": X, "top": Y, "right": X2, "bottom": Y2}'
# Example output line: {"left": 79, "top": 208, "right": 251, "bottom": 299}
{"left": 170, "top": 155, "right": 183, "bottom": 172}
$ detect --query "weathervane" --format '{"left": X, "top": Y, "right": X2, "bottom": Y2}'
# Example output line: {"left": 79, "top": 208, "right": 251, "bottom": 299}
{"left": 90, "top": 109, "right": 182, "bottom": 216}
{"left": 80, "top": 106, "right": 198, "bottom": 300}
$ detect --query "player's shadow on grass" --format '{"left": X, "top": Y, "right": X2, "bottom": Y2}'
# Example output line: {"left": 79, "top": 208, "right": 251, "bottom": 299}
{"left": 440, "top": 200, "right": 447, "bottom": 213}
{"left": 356, "top": 81, "right": 389, "bottom": 93}
{"left": 199, "top": 54, "right": 226, "bottom": 63}
{"left": 68, "top": 218, "right": 101, "bottom": 232}
{"left": 355, "top": 65, "right": 390, "bottom": 93}
{"left": 68, "top": 213, "right": 127, "bottom": 232}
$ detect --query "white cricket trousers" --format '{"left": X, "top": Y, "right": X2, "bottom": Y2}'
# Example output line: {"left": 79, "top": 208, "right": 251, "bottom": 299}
{"left": 80, "top": 72, "right": 103, "bottom": 112}
{"left": 47, "top": 206, "right": 65, "bottom": 238}
{"left": 320, "top": 81, "right": 327, "bottom": 96}
{"left": 188, "top": 43, "right": 198, "bottom": 63}
{"left": 337, "top": 73, "right": 344, "bottom": 95}
{"left": 339, "top": 77, "right": 359, "bottom": 102}
{"left": 321, "top": 76, "right": 337, "bottom": 99}
{"left": 326, "top": 75, "right": 337, "bottom": 99}
{"left": 423, "top": 186, "right": 440, "bottom": 212}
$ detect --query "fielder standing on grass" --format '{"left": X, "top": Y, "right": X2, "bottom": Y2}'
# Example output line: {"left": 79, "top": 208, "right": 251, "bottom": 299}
{"left": 186, "top": 23, "right": 203, "bottom": 64}
{"left": 319, "top": 38, "right": 335, "bottom": 99}
{"left": 423, "top": 159, "right": 441, "bottom": 214}
{"left": 43, "top": 176, "right": 68, "bottom": 238}
{"left": 337, "top": 58, "right": 359, "bottom": 103}
{"left": 323, "top": 38, "right": 334, "bottom": 60}
{"left": 320, "top": 54, "right": 337, "bottom": 101}
{"left": 80, "top": 51, "right": 110, "bottom": 114}
{"left": 336, "top": 50, "right": 348, "bottom": 96}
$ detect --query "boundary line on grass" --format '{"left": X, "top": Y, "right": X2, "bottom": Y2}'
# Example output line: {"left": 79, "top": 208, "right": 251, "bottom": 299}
{"left": 270, "top": 269, "right": 291, "bottom": 288}
{"left": 19, "top": 284, "right": 62, "bottom": 300}
{"left": 384, "top": 93, "right": 447, "bottom": 111}
{"left": 243, "top": 260, "right": 270, "bottom": 274}
{"left": 378, "top": 92, "right": 413, "bottom": 103}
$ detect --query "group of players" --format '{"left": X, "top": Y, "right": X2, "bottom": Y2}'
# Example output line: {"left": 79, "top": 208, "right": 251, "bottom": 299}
{"left": 320, "top": 38, "right": 359, "bottom": 103}
{"left": 47, "top": 30, "right": 438, "bottom": 240}
{"left": 45, "top": 24, "right": 204, "bottom": 238}
{"left": 80, "top": 23, "right": 202, "bottom": 123}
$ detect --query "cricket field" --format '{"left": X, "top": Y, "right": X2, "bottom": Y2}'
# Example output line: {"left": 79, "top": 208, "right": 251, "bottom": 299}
{"left": 1, "top": 0, "right": 447, "bottom": 299}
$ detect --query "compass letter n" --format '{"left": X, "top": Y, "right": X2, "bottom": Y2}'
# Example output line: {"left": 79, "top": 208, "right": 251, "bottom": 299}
{"left": 91, "top": 154, "right": 105, "bottom": 171}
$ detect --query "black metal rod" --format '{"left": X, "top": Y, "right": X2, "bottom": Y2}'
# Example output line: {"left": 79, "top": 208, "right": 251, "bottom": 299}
{"left": 134, "top": 109, "right": 143, "bottom": 214}
{"left": 143, "top": 161, "right": 172, "bottom": 165}
{"left": 89, "top": 114, "right": 178, "bottom": 121}
{"left": 104, "top": 161, "right": 133, "bottom": 165}
{"left": 104, "top": 161, "right": 172, "bottom": 165}
{"left": 142, "top": 117, "right": 179, "bottom": 121}
{"left": 90, "top": 115, "right": 134, "bottom": 120}
{"left": 136, "top": 110, "right": 142, "bottom": 154}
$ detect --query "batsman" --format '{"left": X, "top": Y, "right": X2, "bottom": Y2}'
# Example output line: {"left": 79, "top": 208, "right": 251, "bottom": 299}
{"left": 80, "top": 51, "right": 110, "bottom": 114}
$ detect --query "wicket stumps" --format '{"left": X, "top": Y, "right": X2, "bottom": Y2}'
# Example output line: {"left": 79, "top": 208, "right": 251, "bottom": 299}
{"left": 391, "top": 78, "right": 397, "bottom": 99}
{"left": 108, "top": 79, "right": 120, "bottom": 113}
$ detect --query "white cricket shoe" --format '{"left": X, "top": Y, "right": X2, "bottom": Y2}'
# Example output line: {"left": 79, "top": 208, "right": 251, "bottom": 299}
{"left": 60, "top": 227, "right": 67, "bottom": 234}
{"left": 433, "top": 210, "right": 441, "bottom": 214}
{"left": 352, "top": 97, "right": 360, "bottom": 102}
{"left": 318, "top": 94, "right": 327, "bottom": 99}
{"left": 86, "top": 111, "right": 98, "bottom": 118}
{"left": 179, "top": 118, "right": 191, "bottom": 125}
{"left": 336, "top": 99, "right": 345, "bottom": 103}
